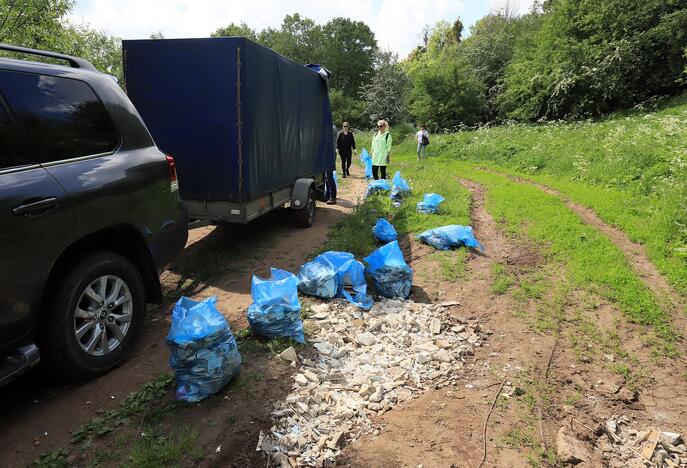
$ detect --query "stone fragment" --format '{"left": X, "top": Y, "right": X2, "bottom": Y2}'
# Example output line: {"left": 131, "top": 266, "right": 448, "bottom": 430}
{"left": 369, "top": 387, "right": 384, "bottom": 403}
{"left": 303, "top": 370, "right": 319, "bottom": 383}
{"left": 430, "top": 318, "right": 441, "bottom": 334}
{"left": 327, "top": 431, "right": 345, "bottom": 449}
{"left": 440, "top": 301, "right": 461, "bottom": 307}
{"left": 357, "top": 332, "right": 376, "bottom": 346}
{"left": 358, "top": 384, "right": 374, "bottom": 397}
{"left": 279, "top": 347, "right": 298, "bottom": 363}
{"left": 314, "top": 342, "right": 333, "bottom": 355}
{"left": 433, "top": 349, "right": 451, "bottom": 363}
{"left": 294, "top": 374, "right": 308, "bottom": 386}
{"left": 662, "top": 432, "right": 683, "bottom": 446}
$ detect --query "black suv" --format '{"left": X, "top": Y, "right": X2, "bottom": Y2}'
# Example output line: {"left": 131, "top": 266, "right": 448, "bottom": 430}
{"left": 0, "top": 45, "right": 188, "bottom": 384}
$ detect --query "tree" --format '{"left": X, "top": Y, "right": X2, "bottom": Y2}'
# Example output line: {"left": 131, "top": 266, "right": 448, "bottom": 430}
{"left": 211, "top": 22, "right": 257, "bottom": 41}
{"left": 320, "top": 17, "right": 376, "bottom": 95}
{"left": 452, "top": 18, "right": 463, "bottom": 43}
{"left": 258, "top": 13, "right": 322, "bottom": 64}
{"left": 360, "top": 50, "right": 410, "bottom": 125}
{"left": 497, "top": 0, "right": 687, "bottom": 120}
{"left": 0, "top": 0, "right": 72, "bottom": 46}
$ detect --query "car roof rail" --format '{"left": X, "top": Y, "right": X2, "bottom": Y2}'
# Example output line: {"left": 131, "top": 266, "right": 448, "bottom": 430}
{"left": 0, "top": 43, "right": 97, "bottom": 72}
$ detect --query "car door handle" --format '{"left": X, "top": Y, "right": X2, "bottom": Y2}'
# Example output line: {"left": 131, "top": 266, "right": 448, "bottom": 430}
{"left": 12, "top": 197, "right": 60, "bottom": 216}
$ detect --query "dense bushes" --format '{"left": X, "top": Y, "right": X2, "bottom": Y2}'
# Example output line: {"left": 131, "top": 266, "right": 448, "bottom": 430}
{"left": 407, "top": 0, "right": 687, "bottom": 128}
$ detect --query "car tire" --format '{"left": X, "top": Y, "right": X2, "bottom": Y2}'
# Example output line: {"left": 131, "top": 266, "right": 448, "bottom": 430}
{"left": 293, "top": 186, "right": 316, "bottom": 228}
{"left": 41, "top": 251, "right": 146, "bottom": 380}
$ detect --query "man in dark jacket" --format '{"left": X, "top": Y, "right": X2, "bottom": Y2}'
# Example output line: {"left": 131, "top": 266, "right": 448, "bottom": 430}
{"left": 336, "top": 121, "right": 357, "bottom": 177}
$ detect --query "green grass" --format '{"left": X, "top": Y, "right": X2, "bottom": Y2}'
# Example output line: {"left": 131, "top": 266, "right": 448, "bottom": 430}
{"left": 449, "top": 164, "right": 678, "bottom": 353}
{"left": 428, "top": 94, "right": 687, "bottom": 296}
{"left": 491, "top": 263, "right": 515, "bottom": 295}
{"left": 437, "top": 248, "right": 468, "bottom": 281}
{"left": 126, "top": 427, "right": 201, "bottom": 468}
{"left": 70, "top": 373, "right": 175, "bottom": 444}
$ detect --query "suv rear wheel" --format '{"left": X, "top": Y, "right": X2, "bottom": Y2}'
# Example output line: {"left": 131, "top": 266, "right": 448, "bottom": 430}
{"left": 42, "top": 251, "right": 145, "bottom": 380}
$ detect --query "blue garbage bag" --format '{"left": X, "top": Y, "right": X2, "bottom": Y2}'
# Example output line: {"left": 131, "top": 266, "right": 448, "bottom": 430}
{"left": 312, "top": 251, "right": 373, "bottom": 309}
{"left": 364, "top": 241, "right": 413, "bottom": 299}
{"left": 361, "top": 149, "right": 373, "bottom": 179}
{"left": 372, "top": 218, "right": 397, "bottom": 243}
{"left": 167, "top": 296, "right": 241, "bottom": 402}
{"left": 297, "top": 261, "right": 337, "bottom": 299}
{"left": 417, "top": 193, "right": 445, "bottom": 214}
{"left": 390, "top": 171, "right": 411, "bottom": 207}
{"left": 247, "top": 268, "right": 304, "bottom": 343}
{"left": 417, "top": 225, "right": 485, "bottom": 252}
{"left": 365, "top": 179, "right": 391, "bottom": 198}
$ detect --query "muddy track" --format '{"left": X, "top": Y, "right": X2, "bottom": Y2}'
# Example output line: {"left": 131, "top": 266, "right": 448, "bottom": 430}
{"left": 339, "top": 178, "right": 555, "bottom": 467}
{"left": 479, "top": 167, "right": 686, "bottom": 325}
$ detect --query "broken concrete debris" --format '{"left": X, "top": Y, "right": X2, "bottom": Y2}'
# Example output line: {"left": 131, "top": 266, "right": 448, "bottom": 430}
{"left": 257, "top": 299, "right": 487, "bottom": 466}
{"left": 599, "top": 415, "right": 687, "bottom": 468}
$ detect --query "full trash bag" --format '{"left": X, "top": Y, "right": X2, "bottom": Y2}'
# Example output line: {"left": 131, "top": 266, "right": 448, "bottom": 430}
{"left": 247, "top": 268, "right": 305, "bottom": 343}
{"left": 364, "top": 240, "right": 413, "bottom": 299}
{"left": 312, "top": 251, "right": 373, "bottom": 309}
{"left": 297, "top": 261, "right": 338, "bottom": 299}
{"left": 365, "top": 179, "right": 391, "bottom": 198}
{"left": 418, "top": 225, "right": 485, "bottom": 252}
{"left": 372, "top": 218, "right": 397, "bottom": 243}
{"left": 416, "top": 193, "right": 445, "bottom": 214}
{"left": 361, "top": 149, "right": 373, "bottom": 179}
{"left": 167, "top": 296, "right": 241, "bottom": 402}
{"left": 390, "top": 171, "right": 411, "bottom": 207}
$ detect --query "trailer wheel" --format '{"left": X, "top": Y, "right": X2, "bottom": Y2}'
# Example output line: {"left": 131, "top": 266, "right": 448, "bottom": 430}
{"left": 293, "top": 187, "right": 316, "bottom": 228}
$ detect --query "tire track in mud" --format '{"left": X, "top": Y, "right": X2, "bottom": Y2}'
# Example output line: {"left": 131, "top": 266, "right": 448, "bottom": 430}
{"left": 478, "top": 167, "right": 686, "bottom": 329}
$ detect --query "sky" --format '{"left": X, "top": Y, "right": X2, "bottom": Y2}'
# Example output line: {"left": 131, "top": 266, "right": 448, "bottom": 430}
{"left": 70, "top": 0, "right": 535, "bottom": 58}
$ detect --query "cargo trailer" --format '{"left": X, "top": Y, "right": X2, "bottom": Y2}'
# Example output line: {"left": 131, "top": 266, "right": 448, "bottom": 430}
{"left": 122, "top": 37, "right": 335, "bottom": 227}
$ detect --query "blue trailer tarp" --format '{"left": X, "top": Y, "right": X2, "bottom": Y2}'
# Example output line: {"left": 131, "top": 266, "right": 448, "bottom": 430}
{"left": 123, "top": 37, "right": 335, "bottom": 202}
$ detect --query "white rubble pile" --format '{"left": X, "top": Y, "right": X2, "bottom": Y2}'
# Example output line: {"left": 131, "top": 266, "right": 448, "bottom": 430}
{"left": 257, "top": 299, "right": 488, "bottom": 467}
{"left": 601, "top": 415, "right": 687, "bottom": 467}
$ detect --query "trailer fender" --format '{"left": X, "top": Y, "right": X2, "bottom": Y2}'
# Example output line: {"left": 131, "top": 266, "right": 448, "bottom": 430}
{"left": 291, "top": 178, "right": 315, "bottom": 210}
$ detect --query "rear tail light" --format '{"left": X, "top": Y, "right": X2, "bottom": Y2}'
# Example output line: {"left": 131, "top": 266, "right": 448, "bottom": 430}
{"left": 166, "top": 154, "right": 177, "bottom": 181}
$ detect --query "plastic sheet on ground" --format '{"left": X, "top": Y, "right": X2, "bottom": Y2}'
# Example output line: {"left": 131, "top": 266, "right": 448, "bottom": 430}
{"left": 417, "top": 225, "right": 485, "bottom": 252}
{"left": 247, "top": 268, "right": 305, "bottom": 343}
{"left": 416, "top": 192, "right": 445, "bottom": 214}
{"left": 390, "top": 171, "right": 411, "bottom": 207}
{"left": 361, "top": 149, "right": 373, "bottom": 179}
{"left": 167, "top": 296, "right": 241, "bottom": 402}
{"left": 365, "top": 179, "right": 391, "bottom": 198}
{"left": 312, "top": 251, "right": 373, "bottom": 309}
{"left": 364, "top": 240, "right": 413, "bottom": 299}
{"left": 372, "top": 218, "right": 397, "bottom": 243}
{"left": 297, "top": 261, "right": 337, "bottom": 299}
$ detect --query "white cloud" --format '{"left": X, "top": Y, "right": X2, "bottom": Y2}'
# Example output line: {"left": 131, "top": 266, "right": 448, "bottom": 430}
{"left": 69, "top": 0, "right": 467, "bottom": 58}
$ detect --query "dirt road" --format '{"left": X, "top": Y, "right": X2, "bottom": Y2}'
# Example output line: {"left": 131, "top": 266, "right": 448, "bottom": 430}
{"left": 0, "top": 169, "right": 366, "bottom": 467}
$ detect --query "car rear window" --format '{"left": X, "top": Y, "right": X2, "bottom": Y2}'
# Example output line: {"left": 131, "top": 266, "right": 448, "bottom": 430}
{"left": 0, "top": 102, "right": 28, "bottom": 170}
{"left": 0, "top": 70, "right": 120, "bottom": 163}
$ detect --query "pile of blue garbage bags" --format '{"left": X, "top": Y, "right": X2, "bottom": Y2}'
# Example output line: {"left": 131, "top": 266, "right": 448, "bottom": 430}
{"left": 167, "top": 296, "right": 242, "bottom": 402}
{"left": 166, "top": 183, "right": 488, "bottom": 402}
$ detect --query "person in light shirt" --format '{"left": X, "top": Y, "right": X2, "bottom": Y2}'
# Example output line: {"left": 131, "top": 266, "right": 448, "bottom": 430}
{"left": 416, "top": 124, "right": 429, "bottom": 160}
{"left": 370, "top": 120, "right": 392, "bottom": 179}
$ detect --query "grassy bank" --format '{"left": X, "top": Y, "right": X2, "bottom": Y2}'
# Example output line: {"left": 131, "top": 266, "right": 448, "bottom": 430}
{"left": 428, "top": 95, "right": 687, "bottom": 295}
